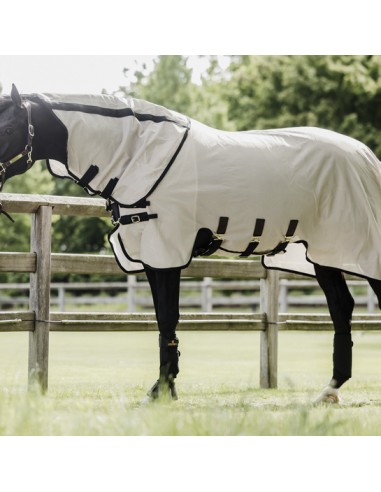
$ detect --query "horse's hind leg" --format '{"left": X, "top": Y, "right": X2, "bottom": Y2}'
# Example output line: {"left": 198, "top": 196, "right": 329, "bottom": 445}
{"left": 144, "top": 265, "right": 181, "bottom": 401}
{"left": 314, "top": 264, "right": 355, "bottom": 403}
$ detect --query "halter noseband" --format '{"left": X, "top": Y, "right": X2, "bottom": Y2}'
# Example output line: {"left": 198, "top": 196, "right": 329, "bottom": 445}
{"left": 0, "top": 100, "right": 34, "bottom": 177}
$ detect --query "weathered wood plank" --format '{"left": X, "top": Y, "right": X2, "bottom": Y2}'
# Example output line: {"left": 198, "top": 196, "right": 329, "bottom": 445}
{"left": 279, "top": 313, "right": 381, "bottom": 322}
{"left": 49, "top": 311, "right": 265, "bottom": 332}
{"left": 49, "top": 319, "right": 264, "bottom": 332}
{"left": 183, "top": 259, "right": 265, "bottom": 279}
{"left": 51, "top": 253, "right": 122, "bottom": 275}
{"left": 28, "top": 207, "right": 52, "bottom": 392}
{"left": 0, "top": 193, "right": 108, "bottom": 217}
{"left": 279, "top": 320, "right": 381, "bottom": 331}
{"left": 0, "top": 252, "right": 36, "bottom": 272}
{"left": 50, "top": 254, "right": 266, "bottom": 279}
{"left": 0, "top": 311, "right": 34, "bottom": 331}
{"left": 50, "top": 312, "right": 264, "bottom": 321}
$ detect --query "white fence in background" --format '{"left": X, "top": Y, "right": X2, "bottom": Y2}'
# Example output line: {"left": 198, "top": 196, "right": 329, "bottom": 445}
{"left": 0, "top": 278, "right": 377, "bottom": 313}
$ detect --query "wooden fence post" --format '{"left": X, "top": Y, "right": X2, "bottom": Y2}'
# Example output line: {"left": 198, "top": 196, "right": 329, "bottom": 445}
{"left": 260, "top": 269, "right": 280, "bottom": 388}
{"left": 28, "top": 206, "right": 52, "bottom": 392}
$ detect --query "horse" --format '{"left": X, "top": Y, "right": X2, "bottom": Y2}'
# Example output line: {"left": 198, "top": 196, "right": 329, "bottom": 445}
{"left": 1, "top": 83, "right": 381, "bottom": 404}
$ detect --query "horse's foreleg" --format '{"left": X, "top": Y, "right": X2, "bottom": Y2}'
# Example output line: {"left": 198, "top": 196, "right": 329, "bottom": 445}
{"left": 144, "top": 265, "right": 181, "bottom": 401}
{"left": 314, "top": 264, "right": 355, "bottom": 403}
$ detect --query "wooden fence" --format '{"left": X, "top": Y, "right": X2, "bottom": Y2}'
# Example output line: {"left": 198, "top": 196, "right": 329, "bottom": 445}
{"left": 1, "top": 192, "right": 381, "bottom": 392}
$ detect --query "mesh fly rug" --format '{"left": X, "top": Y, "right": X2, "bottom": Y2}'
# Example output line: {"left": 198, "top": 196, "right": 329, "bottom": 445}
{"left": 42, "top": 93, "right": 381, "bottom": 279}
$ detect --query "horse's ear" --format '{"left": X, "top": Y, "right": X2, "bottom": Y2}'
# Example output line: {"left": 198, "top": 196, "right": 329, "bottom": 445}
{"left": 11, "top": 84, "right": 22, "bottom": 108}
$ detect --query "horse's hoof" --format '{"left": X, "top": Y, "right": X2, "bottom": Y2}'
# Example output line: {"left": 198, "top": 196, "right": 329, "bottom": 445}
{"left": 144, "top": 379, "right": 178, "bottom": 403}
{"left": 313, "top": 386, "right": 341, "bottom": 405}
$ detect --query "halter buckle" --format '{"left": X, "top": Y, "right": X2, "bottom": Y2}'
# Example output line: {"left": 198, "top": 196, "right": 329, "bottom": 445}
{"left": 249, "top": 236, "right": 261, "bottom": 243}
{"left": 25, "top": 145, "right": 33, "bottom": 164}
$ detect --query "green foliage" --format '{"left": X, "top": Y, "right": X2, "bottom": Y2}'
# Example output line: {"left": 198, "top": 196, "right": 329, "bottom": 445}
{"left": 128, "top": 55, "right": 193, "bottom": 114}
{"left": 119, "top": 55, "right": 234, "bottom": 129}
{"left": 227, "top": 55, "right": 381, "bottom": 156}
{"left": 49, "top": 177, "right": 111, "bottom": 254}
{"left": 0, "top": 161, "right": 55, "bottom": 258}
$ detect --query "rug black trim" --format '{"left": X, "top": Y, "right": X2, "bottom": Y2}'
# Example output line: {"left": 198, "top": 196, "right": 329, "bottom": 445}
{"left": 49, "top": 101, "right": 189, "bottom": 129}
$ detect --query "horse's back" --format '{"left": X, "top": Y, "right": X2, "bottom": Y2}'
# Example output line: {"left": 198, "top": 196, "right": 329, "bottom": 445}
{"left": 191, "top": 121, "right": 374, "bottom": 163}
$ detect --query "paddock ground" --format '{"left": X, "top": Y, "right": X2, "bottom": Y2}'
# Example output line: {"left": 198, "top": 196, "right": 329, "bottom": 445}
{"left": 1, "top": 330, "right": 381, "bottom": 435}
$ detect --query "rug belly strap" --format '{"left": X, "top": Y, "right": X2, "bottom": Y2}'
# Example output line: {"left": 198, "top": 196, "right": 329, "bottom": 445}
{"left": 267, "top": 219, "right": 299, "bottom": 256}
{"left": 240, "top": 218, "right": 265, "bottom": 257}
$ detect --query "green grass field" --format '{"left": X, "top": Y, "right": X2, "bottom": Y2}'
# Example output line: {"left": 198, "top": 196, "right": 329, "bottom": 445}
{"left": 1, "top": 329, "right": 381, "bottom": 435}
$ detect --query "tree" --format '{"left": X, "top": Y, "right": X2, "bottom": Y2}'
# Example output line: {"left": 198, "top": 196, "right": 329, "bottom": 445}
{"left": 119, "top": 55, "right": 235, "bottom": 130}
{"left": 189, "top": 56, "right": 236, "bottom": 130}
{"left": 122, "top": 55, "right": 193, "bottom": 114}
{"left": 226, "top": 55, "right": 381, "bottom": 156}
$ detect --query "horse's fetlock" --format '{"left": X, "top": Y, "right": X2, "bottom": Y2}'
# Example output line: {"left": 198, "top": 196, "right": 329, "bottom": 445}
{"left": 146, "top": 378, "right": 178, "bottom": 402}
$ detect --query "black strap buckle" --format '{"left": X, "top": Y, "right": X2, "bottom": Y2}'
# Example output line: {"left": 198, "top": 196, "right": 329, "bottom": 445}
{"left": 109, "top": 201, "right": 158, "bottom": 226}
{"left": 267, "top": 219, "right": 299, "bottom": 256}
{"left": 119, "top": 212, "right": 158, "bottom": 225}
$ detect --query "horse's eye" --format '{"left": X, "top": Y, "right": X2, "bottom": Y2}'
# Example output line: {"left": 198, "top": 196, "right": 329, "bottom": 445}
{"left": 5, "top": 128, "right": 12, "bottom": 135}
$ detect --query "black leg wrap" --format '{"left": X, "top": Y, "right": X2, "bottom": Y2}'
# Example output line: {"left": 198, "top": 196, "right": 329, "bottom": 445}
{"left": 159, "top": 335, "right": 180, "bottom": 381}
{"left": 146, "top": 336, "right": 180, "bottom": 401}
{"left": 332, "top": 333, "right": 353, "bottom": 388}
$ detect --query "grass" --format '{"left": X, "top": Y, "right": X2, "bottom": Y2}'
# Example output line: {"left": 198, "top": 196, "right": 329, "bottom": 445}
{"left": 0, "top": 330, "right": 381, "bottom": 435}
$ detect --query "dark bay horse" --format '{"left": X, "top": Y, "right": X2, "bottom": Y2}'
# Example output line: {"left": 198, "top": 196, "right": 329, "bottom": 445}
{"left": 1, "top": 84, "right": 381, "bottom": 404}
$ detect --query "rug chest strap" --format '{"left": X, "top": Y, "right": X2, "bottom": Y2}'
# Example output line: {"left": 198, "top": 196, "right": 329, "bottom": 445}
{"left": 118, "top": 212, "right": 158, "bottom": 225}
{"left": 100, "top": 177, "right": 119, "bottom": 199}
{"left": 267, "top": 219, "right": 299, "bottom": 256}
{"left": 109, "top": 202, "right": 157, "bottom": 226}
{"left": 240, "top": 218, "right": 265, "bottom": 257}
{"left": 76, "top": 164, "right": 99, "bottom": 189}
{"left": 201, "top": 216, "right": 229, "bottom": 256}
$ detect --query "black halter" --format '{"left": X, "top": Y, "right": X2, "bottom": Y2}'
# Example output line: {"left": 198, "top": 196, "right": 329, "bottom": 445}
{"left": 0, "top": 100, "right": 34, "bottom": 221}
{"left": 0, "top": 101, "right": 35, "bottom": 180}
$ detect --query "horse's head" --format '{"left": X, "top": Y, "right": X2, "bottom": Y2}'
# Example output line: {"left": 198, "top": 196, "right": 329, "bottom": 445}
{"left": 0, "top": 84, "right": 35, "bottom": 190}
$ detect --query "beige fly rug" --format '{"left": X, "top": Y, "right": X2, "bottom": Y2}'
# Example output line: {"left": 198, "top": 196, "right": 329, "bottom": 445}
{"left": 41, "top": 93, "right": 381, "bottom": 279}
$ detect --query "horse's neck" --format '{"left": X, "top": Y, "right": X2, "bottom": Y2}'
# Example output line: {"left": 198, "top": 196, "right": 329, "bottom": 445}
{"left": 31, "top": 98, "right": 68, "bottom": 165}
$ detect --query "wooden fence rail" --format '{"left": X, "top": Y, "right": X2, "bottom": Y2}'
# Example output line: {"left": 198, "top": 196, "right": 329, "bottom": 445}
{"left": 1, "top": 193, "right": 381, "bottom": 392}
